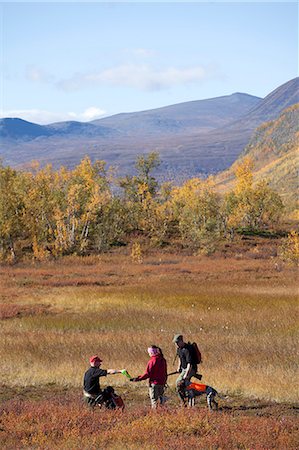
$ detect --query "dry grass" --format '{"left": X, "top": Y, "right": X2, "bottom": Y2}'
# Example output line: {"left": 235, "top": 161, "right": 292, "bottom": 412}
{"left": 0, "top": 251, "right": 298, "bottom": 405}
{"left": 0, "top": 251, "right": 298, "bottom": 449}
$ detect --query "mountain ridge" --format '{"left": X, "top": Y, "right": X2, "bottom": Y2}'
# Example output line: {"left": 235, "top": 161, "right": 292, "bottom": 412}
{"left": 91, "top": 92, "right": 262, "bottom": 135}
{"left": 0, "top": 92, "right": 262, "bottom": 140}
{"left": 0, "top": 77, "right": 298, "bottom": 178}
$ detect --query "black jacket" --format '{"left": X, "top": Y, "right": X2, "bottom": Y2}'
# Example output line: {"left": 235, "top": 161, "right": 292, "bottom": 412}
{"left": 177, "top": 344, "right": 197, "bottom": 371}
{"left": 83, "top": 367, "right": 107, "bottom": 395}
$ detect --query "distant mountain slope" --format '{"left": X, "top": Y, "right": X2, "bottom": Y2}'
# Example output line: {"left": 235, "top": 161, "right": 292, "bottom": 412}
{"left": 226, "top": 77, "right": 299, "bottom": 130}
{"left": 46, "top": 121, "right": 115, "bottom": 137}
{"left": 0, "top": 118, "right": 52, "bottom": 140}
{"left": 0, "top": 118, "right": 116, "bottom": 140}
{"left": 0, "top": 78, "right": 298, "bottom": 178}
{"left": 215, "top": 104, "right": 299, "bottom": 209}
{"left": 0, "top": 92, "right": 261, "bottom": 142}
{"left": 91, "top": 93, "right": 261, "bottom": 135}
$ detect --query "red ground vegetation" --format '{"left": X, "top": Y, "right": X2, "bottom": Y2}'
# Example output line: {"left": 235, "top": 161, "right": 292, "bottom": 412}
{"left": 0, "top": 303, "right": 49, "bottom": 320}
{"left": 0, "top": 397, "right": 298, "bottom": 450}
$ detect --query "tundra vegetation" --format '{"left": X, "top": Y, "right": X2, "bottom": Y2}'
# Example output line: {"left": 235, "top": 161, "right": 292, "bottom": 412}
{"left": 0, "top": 153, "right": 298, "bottom": 448}
{"left": 1, "top": 251, "right": 298, "bottom": 448}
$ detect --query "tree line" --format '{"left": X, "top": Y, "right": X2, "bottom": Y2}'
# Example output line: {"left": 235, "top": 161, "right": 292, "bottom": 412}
{"left": 0, "top": 153, "right": 284, "bottom": 261}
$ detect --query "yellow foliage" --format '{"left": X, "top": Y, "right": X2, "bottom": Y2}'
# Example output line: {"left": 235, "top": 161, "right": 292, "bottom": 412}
{"left": 280, "top": 231, "right": 299, "bottom": 264}
{"left": 0, "top": 153, "right": 286, "bottom": 259}
{"left": 32, "top": 236, "right": 50, "bottom": 261}
{"left": 131, "top": 242, "right": 143, "bottom": 263}
{"left": 234, "top": 157, "right": 254, "bottom": 195}
{"left": 171, "top": 178, "right": 215, "bottom": 205}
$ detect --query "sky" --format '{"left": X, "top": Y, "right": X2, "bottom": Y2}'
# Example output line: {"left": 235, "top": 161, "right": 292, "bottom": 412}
{"left": 0, "top": 1, "right": 298, "bottom": 124}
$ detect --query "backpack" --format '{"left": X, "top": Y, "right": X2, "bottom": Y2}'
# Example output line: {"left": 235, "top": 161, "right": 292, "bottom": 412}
{"left": 187, "top": 342, "right": 202, "bottom": 365}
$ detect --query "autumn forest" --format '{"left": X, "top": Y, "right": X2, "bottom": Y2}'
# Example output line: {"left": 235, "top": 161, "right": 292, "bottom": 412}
{"left": 0, "top": 152, "right": 287, "bottom": 262}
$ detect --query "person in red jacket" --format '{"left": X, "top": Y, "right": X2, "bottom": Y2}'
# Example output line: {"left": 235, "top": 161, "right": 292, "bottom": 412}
{"left": 130, "top": 345, "right": 167, "bottom": 408}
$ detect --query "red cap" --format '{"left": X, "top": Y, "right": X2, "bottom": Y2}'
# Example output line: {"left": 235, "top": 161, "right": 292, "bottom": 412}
{"left": 89, "top": 355, "right": 102, "bottom": 365}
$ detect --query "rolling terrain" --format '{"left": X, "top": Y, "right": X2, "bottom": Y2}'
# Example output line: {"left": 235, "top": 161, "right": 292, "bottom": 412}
{"left": 0, "top": 249, "right": 298, "bottom": 449}
{"left": 215, "top": 103, "right": 299, "bottom": 210}
{"left": 1, "top": 77, "right": 298, "bottom": 178}
{"left": 1, "top": 71, "right": 298, "bottom": 450}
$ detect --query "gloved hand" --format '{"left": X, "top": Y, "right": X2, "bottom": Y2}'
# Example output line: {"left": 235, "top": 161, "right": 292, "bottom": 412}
{"left": 130, "top": 377, "right": 138, "bottom": 382}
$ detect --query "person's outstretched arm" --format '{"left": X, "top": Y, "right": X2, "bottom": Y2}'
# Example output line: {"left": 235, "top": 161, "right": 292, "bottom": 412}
{"left": 130, "top": 360, "right": 152, "bottom": 382}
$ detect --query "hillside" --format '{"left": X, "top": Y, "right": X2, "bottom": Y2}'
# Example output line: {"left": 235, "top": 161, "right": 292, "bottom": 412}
{"left": 0, "top": 92, "right": 261, "bottom": 176}
{"left": 215, "top": 103, "right": 299, "bottom": 210}
{"left": 91, "top": 92, "right": 261, "bottom": 135}
{"left": 0, "top": 118, "right": 52, "bottom": 140}
{"left": 46, "top": 121, "right": 116, "bottom": 137}
{"left": 1, "top": 93, "right": 261, "bottom": 142}
{"left": 232, "top": 76, "right": 299, "bottom": 128}
{"left": 0, "top": 77, "right": 298, "bottom": 178}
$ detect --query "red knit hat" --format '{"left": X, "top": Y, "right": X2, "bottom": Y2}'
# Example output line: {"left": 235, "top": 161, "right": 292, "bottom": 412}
{"left": 89, "top": 355, "right": 102, "bottom": 365}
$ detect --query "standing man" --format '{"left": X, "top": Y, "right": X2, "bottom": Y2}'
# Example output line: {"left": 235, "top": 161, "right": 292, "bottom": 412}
{"left": 173, "top": 334, "right": 200, "bottom": 403}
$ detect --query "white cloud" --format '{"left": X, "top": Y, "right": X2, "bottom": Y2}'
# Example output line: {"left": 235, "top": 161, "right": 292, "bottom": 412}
{"left": 0, "top": 107, "right": 106, "bottom": 125}
{"left": 72, "top": 107, "right": 106, "bottom": 121}
{"left": 57, "top": 63, "right": 215, "bottom": 92}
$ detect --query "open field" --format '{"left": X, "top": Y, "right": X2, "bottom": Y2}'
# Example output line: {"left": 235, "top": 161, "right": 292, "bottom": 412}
{"left": 0, "top": 244, "right": 298, "bottom": 448}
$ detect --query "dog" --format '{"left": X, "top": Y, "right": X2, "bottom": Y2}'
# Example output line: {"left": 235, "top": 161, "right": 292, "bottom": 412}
{"left": 84, "top": 386, "right": 125, "bottom": 410}
{"left": 178, "top": 380, "right": 218, "bottom": 410}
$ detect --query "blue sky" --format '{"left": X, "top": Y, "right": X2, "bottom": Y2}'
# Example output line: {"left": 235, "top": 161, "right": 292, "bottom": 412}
{"left": 0, "top": 1, "right": 298, "bottom": 124}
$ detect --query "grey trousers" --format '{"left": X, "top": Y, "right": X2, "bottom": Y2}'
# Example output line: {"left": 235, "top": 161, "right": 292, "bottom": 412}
{"left": 176, "top": 368, "right": 197, "bottom": 387}
{"left": 149, "top": 384, "right": 165, "bottom": 408}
